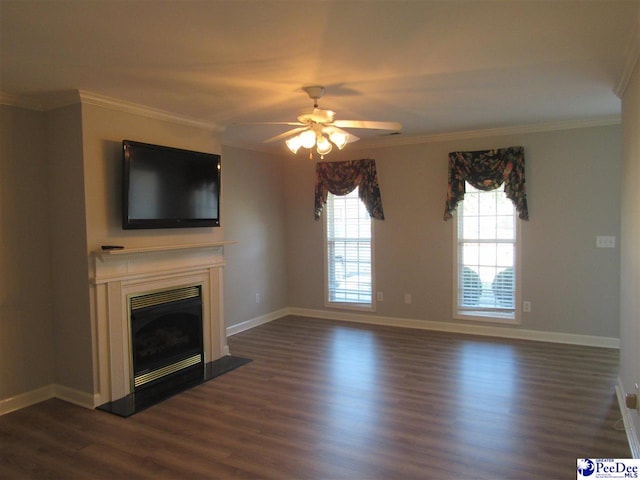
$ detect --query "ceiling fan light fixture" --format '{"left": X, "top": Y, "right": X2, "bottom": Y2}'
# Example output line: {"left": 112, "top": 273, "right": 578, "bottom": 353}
{"left": 259, "top": 85, "right": 401, "bottom": 157}
{"left": 316, "top": 135, "right": 333, "bottom": 155}
{"left": 299, "top": 129, "right": 317, "bottom": 149}
{"left": 329, "top": 131, "right": 349, "bottom": 150}
{"left": 285, "top": 135, "right": 302, "bottom": 154}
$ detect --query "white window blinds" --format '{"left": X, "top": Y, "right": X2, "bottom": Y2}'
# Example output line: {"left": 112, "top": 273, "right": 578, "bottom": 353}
{"left": 326, "top": 187, "right": 373, "bottom": 307}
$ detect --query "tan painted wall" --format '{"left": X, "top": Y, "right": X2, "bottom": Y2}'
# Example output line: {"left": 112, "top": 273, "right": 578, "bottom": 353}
{"left": 0, "top": 106, "right": 55, "bottom": 399}
{"left": 46, "top": 104, "right": 93, "bottom": 393}
{"left": 221, "top": 145, "right": 288, "bottom": 327}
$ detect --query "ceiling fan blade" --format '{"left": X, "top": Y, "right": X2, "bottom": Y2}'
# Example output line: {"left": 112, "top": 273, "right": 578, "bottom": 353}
{"left": 347, "top": 132, "right": 360, "bottom": 143}
{"left": 233, "top": 121, "right": 305, "bottom": 126}
{"left": 263, "top": 126, "right": 308, "bottom": 143}
{"left": 332, "top": 120, "right": 402, "bottom": 131}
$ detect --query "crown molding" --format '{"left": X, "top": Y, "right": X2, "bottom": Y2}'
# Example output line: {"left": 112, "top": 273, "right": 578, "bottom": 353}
{"left": 0, "top": 90, "right": 83, "bottom": 111}
{"left": 0, "top": 91, "right": 46, "bottom": 110}
{"left": 0, "top": 89, "right": 224, "bottom": 132}
{"left": 615, "top": 7, "right": 640, "bottom": 98}
{"left": 350, "top": 115, "right": 622, "bottom": 150}
{"left": 77, "top": 90, "right": 224, "bottom": 132}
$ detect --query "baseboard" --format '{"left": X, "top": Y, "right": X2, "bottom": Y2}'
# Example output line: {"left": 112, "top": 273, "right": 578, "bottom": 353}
{"left": 53, "top": 384, "right": 97, "bottom": 410}
{"left": 226, "top": 308, "right": 289, "bottom": 336}
{"left": 0, "top": 385, "right": 55, "bottom": 416}
{"left": 287, "top": 307, "right": 620, "bottom": 348}
{"left": 226, "top": 306, "right": 619, "bottom": 347}
{"left": 616, "top": 377, "right": 640, "bottom": 458}
{"left": 0, "top": 383, "right": 98, "bottom": 416}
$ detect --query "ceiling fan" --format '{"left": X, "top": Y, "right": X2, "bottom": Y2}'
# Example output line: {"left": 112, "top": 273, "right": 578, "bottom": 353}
{"left": 258, "top": 85, "right": 402, "bottom": 157}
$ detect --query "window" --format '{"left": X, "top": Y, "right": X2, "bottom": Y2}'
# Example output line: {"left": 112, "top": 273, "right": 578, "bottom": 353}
{"left": 454, "top": 183, "right": 520, "bottom": 322}
{"left": 325, "top": 187, "right": 373, "bottom": 309}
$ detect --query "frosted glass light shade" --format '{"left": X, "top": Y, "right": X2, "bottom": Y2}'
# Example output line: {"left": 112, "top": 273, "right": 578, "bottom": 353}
{"left": 299, "top": 130, "right": 317, "bottom": 149}
{"left": 329, "top": 131, "right": 349, "bottom": 150}
{"left": 285, "top": 135, "right": 302, "bottom": 153}
{"left": 316, "top": 136, "right": 333, "bottom": 155}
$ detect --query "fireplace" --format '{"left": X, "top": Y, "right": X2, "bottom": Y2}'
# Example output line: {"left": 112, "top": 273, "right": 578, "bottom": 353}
{"left": 130, "top": 285, "right": 204, "bottom": 398}
{"left": 91, "top": 243, "right": 242, "bottom": 415}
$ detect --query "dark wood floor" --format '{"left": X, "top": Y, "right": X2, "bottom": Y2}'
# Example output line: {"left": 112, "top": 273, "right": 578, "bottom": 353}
{"left": 0, "top": 316, "right": 630, "bottom": 479}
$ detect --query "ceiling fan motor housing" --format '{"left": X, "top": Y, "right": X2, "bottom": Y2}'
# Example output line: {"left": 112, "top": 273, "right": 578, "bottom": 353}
{"left": 297, "top": 108, "right": 335, "bottom": 124}
{"left": 303, "top": 85, "right": 325, "bottom": 101}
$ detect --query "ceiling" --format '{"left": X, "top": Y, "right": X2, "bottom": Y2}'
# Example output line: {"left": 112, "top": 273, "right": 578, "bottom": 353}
{"left": 1, "top": 0, "right": 638, "bottom": 153}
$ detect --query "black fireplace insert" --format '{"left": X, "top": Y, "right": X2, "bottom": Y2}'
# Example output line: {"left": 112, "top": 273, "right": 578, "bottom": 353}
{"left": 130, "top": 286, "right": 204, "bottom": 404}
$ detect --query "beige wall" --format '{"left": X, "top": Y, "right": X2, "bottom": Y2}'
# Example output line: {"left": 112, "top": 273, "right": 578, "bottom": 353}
{"left": 285, "top": 125, "right": 622, "bottom": 339}
{"left": 221, "top": 145, "right": 288, "bottom": 327}
{"left": 620, "top": 53, "right": 640, "bottom": 442}
{"left": 46, "top": 104, "right": 93, "bottom": 393}
{"left": 0, "top": 106, "right": 55, "bottom": 399}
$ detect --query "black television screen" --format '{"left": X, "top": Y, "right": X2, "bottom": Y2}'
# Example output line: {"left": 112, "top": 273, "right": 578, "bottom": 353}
{"left": 122, "top": 140, "right": 221, "bottom": 229}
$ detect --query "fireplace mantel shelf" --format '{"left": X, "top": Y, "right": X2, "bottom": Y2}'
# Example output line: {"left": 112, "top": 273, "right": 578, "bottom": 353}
{"left": 93, "top": 241, "right": 235, "bottom": 260}
{"left": 91, "top": 241, "right": 235, "bottom": 285}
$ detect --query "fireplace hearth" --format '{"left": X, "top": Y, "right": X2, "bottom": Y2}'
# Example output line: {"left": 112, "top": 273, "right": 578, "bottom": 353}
{"left": 97, "top": 354, "right": 252, "bottom": 417}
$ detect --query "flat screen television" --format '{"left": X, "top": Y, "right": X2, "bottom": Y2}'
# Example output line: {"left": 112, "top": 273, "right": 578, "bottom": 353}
{"left": 122, "top": 140, "right": 221, "bottom": 229}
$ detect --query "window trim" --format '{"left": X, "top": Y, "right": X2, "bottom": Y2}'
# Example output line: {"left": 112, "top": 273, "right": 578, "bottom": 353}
{"left": 323, "top": 189, "right": 376, "bottom": 312}
{"left": 451, "top": 191, "right": 522, "bottom": 325}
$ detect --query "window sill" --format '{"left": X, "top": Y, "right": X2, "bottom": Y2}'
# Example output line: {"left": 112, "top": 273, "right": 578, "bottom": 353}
{"left": 325, "top": 301, "right": 375, "bottom": 313}
{"left": 454, "top": 310, "right": 520, "bottom": 325}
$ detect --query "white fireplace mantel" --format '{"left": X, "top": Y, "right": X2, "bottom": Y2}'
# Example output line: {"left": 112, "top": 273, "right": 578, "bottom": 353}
{"left": 90, "top": 242, "right": 233, "bottom": 407}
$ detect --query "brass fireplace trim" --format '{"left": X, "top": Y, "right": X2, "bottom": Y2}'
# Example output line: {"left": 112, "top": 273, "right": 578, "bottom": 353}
{"left": 134, "top": 353, "right": 203, "bottom": 388}
{"left": 130, "top": 285, "right": 201, "bottom": 310}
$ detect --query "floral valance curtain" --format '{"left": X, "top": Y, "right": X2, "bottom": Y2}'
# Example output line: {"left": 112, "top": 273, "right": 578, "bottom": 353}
{"left": 443, "top": 146, "right": 529, "bottom": 221}
{"left": 314, "top": 159, "right": 385, "bottom": 220}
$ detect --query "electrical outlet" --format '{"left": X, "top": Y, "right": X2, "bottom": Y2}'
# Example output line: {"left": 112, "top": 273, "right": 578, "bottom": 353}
{"left": 404, "top": 293, "right": 412, "bottom": 304}
{"left": 523, "top": 301, "right": 531, "bottom": 313}
{"left": 255, "top": 293, "right": 261, "bottom": 303}
{"left": 377, "top": 291, "right": 383, "bottom": 301}
{"left": 596, "top": 235, "right": 616, "bottom": 248}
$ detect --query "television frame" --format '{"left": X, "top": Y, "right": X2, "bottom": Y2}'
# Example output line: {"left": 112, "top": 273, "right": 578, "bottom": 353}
{"left": 122, "top": 140, "right": 221, "bottom": 230}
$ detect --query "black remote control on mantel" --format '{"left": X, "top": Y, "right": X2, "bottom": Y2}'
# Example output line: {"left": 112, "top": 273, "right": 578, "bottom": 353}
{"left": 101, "top": 245, "right": 124, "bottom": 250}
